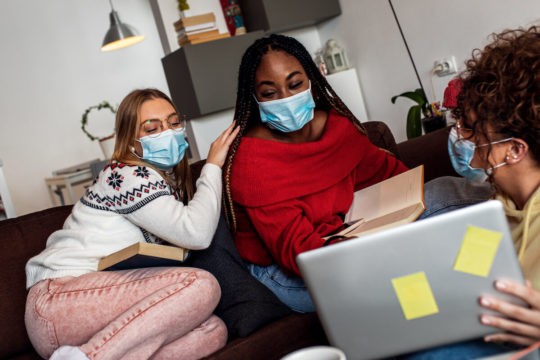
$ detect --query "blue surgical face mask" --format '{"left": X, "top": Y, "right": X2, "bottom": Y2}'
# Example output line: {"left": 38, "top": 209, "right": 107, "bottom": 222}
{"left": 134, "top": 129, "right": 189, "bottom": 170}
{"left": 448, "top": 127, "right": 489, "bottom": 182}
{"left": 448, "top": 127, "right": 512, "bottom": 182}
{"left": 255, "top": 82, "right": 316, "bottom": 133}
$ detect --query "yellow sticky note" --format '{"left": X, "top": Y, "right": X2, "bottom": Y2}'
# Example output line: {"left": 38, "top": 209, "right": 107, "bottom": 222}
{"left": 454, "top": 225, "right": 502, "bottom": 277}
{"left": 392, "top": 272, "right": 439, "bottom": 320}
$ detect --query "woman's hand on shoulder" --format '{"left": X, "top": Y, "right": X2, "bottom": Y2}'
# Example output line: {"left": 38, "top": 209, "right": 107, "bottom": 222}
{"left": 479, "top": 280, "right": 540, "bottom": 346}
{"left": 206, "top": 121, "right": 240, "bottom": 168}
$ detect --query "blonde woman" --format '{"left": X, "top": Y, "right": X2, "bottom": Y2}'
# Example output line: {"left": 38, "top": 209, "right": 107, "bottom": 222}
{"left": 25, "top": 88, "right": 239, "bottom": 360}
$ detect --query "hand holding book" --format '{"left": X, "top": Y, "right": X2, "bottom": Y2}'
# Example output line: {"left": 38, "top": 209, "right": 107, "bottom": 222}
{"left": 325, "top": 165, "right": 425, "bottom": 240}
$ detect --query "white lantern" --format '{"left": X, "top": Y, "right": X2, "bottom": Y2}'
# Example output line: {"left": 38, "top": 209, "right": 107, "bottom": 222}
{"left": 323, "top": 39, "right": 349, "bottom": 74}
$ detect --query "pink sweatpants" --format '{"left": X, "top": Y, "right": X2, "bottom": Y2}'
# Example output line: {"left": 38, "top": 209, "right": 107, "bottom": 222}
{"left": 25, "top": 267, "right": 227, "bottom": 360}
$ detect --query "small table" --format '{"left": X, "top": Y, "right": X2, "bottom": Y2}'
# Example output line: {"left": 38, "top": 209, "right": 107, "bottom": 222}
{"left": 45, "top": 169, "right": 93, "bottom": 206}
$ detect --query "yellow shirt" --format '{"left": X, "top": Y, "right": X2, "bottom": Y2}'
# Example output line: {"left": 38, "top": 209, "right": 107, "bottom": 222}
{"left": 496, "top": 186, "right": 540, "bottom": 290}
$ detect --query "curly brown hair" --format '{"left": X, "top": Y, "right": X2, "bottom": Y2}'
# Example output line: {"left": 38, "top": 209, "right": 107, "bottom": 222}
{"left": 453, "top": 25, "right": 540, "bottom": 165}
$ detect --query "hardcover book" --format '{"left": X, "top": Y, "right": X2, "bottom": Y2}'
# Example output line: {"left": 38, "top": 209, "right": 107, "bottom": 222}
{"left": 180, "top": 32, "right": 230, "bottom": 46}
{"left": 97, "top": 242, "right": 189, "bottom": 271}
{"left": 174, "top": 12, "right": 216, "bottom": 31}
{"left": 328, "top": 165, "right": 425, "bottom": 239}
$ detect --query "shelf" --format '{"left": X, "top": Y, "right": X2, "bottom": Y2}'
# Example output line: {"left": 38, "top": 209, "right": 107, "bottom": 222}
{"left": 240, "top": 0, "right": 341, "bottom": 33}
{"left": 325, "top": 68, "right": 368, "bottom": 121}
{"left": 160, "top": 0, "right": 341, "bottom": 118}
{"left": 162, "top": 31, "right": 264, "bottom": 119}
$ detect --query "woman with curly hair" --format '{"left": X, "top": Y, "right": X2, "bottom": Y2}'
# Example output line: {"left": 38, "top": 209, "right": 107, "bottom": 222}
{"left": 403, "top": 25, "right": 540, "bottom": 358}
{"left": 222, "top": 34, "right": 407, "bottom": 313}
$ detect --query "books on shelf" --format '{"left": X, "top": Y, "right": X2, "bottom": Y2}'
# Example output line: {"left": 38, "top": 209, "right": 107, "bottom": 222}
{"left": 97, "top": 242, "right": 189, "bottom": 271}
{"left": 174, "top": 11, "right": 230, "bottom": 46}
{"left": 327, "top": 165, "right": 425, "bottom": 239}
{"left": 177, "top": 28, "right": 219, "bottom": 44}
{"left": 177, "top": 22, "right": 218, "bottom": 35}
{"left": 178, "top": 32, "right": 230, "bottom": 46}
{"left": 174, "top": 12, "right": 216, "bottom": 32}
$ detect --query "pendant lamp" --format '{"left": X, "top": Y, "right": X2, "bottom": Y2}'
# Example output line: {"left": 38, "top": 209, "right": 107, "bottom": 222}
{"left": 101, "top": 0, "right": 145, "bottom": 52}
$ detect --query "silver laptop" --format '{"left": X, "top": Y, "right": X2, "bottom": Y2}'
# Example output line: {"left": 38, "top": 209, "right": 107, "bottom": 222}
{"left": 297, "top": 200, "right": 526, "bottom": 360}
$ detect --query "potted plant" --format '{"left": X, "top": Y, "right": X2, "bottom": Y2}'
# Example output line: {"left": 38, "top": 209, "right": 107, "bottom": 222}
{"left": 391, "top": 88, "right": 445, "bottom": 139}
{"left": 177, "top": 0, "right": 190, "bottom": 11}
{"left": 81, "top": 101, "right": 117, "bottom": 159}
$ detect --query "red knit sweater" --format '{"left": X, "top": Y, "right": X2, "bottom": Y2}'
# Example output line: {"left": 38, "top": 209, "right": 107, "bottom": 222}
{"left": 231, "top": 110, "right": 408, "bottom": 275}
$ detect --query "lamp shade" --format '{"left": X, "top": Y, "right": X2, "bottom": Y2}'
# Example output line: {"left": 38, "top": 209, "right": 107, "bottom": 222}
{"left": 101, "top": 10, "right": 144, "bottom": 51}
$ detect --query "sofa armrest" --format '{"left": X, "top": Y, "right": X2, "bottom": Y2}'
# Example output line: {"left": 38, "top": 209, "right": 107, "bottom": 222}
{"left": 0, "top": 205, "right": 73, "bottom": 359}
{"left": 396, "top": 126, "right": 458, "bottom": 182}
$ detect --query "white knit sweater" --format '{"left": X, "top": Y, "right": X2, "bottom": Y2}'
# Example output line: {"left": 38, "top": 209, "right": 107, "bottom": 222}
{"left": 26, "top": 163, "right": 222, "bottom": 289}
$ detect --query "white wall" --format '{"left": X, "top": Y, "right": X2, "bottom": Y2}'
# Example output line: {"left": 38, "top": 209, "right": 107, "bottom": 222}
{"left": 318, "top": 0, "right": 540, "bottom": 141}
{"left": 1, "top": 0, "right": 539, "bottom": 216}
{"left": 318, "top": 0, "right": 417, "bottom": 142}
{"left": 391, "top": 0, "right": 540, "bottom": 104}
{"left": 0, "top": 0, "right": 169, "bottom": 216}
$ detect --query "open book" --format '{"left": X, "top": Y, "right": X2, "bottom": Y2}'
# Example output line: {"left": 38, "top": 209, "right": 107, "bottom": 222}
{"left": 329, "top": 165, "right": 425, "bottom": 239}
{"left": 97, "top": 242, "right": 189, "bottom": 271}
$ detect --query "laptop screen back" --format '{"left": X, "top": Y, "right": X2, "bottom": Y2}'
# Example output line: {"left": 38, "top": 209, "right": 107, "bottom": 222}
{"left": 297, "top": 201, "right": 525, "bottom": 360}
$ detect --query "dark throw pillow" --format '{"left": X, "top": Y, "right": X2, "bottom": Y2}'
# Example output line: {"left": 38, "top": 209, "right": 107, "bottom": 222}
{"left": 186, "top": 214, "right": 293, "bottom": 339}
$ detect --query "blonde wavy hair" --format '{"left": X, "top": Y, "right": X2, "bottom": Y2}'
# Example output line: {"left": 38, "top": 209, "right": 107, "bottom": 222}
{"left": 112, "top": 88, "right": 193, "bottom": 203}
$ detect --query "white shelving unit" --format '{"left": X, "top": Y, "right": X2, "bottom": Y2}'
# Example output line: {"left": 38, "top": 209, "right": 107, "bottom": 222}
{"left": 326, "top": 68, "right": 369, "bottom": 121}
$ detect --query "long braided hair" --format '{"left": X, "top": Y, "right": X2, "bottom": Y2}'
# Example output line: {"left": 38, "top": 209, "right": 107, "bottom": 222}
{"left": 223, "top": 34, "right": 366, "bottom": 231}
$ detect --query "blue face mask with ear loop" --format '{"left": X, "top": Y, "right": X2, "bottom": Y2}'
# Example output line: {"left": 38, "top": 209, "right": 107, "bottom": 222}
{"left": 447, "top": 127, "right": 489, "bottom": 182}
{"left": 447, "top": 127, "right": 512, "bottom": 182}
{"left": 133, "top": 129, "right": 189, "bottom": 170}
{"left": 255, "top": 81, "right": 316, "bottom": 133}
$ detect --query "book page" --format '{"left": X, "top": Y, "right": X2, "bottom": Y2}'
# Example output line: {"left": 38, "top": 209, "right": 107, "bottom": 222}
{"left": 342, "top": 203, "right": 425, "bottom": 237}
{"left": 344, "top": 165, "right": 424, "bottom": 223}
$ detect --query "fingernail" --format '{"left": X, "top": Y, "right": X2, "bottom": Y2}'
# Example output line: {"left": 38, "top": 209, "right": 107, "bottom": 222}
{"left": 495, "top": 281, "right": 507, "bottom": 290}
{"left": 481, "top": 316, "right": 491, "bottom": 325}
{"left": 480, "top": 298, "right": 491, "bottom": 306}
{"left": 484, "top": 335, "right": 492, "bottom": 342}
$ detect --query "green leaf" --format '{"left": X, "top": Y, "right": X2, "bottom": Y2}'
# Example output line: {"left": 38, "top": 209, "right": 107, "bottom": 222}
{"left": 406, "top": 105, "right": 422, "bottom": 139}
{"left": 391, "top": 88, "right": 427, "bottom": 106}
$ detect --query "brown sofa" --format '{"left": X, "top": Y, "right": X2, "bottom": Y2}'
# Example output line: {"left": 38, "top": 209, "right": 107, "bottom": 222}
{"left": 0, "top": 123, "right": 457, "bottom": 360}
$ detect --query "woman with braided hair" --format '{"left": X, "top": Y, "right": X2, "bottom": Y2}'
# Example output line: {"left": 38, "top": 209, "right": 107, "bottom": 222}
{"left": 223, "top": 34, "right": 408, "bottom": 313}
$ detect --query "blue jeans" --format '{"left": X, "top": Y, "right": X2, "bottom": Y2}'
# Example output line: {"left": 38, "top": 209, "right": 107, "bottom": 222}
{"left": 419, "top": 176, "right": 494, "bottom": 220}
{"left": 245, "top": 262, "right": 316, "bottom": 313}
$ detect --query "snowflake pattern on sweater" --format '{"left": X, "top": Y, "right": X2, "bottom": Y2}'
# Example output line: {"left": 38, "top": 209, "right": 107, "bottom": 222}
{"left": 81, "top": 163, "right": 174, "bottom": 214}
{"left": 81, "top": 163, "right": 179, "bottom": 244}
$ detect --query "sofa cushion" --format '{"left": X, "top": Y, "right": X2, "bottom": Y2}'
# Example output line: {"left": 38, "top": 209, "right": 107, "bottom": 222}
{"left": 186, "top": 214, "right": 293, "bottom": 340}
{"left": 0, "top": 205, "right": 72, "bottom": 359}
